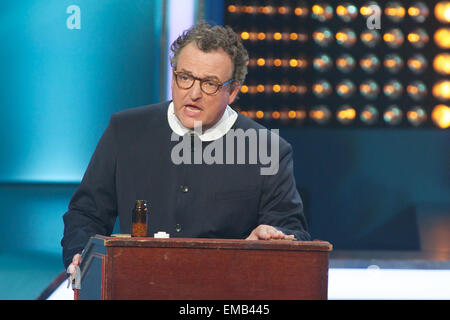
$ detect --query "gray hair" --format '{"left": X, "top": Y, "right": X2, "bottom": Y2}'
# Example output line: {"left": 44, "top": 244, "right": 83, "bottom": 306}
{"left": 169, "top": 21, "right": 249, "bottom": 86}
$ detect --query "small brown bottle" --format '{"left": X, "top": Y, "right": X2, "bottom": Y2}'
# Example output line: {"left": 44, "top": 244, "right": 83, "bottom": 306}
{"left": 131, "top": 200, "right": 148, "bottom": 237}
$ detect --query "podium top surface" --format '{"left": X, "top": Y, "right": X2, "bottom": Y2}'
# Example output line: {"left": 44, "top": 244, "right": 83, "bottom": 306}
{"left": 96, "top": 235, "right": 332, "bottom": 252}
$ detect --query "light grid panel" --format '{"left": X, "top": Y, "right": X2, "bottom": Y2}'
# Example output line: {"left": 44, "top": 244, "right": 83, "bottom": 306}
{"left": 225, "top": 1, "right": 450, "bottom": 129}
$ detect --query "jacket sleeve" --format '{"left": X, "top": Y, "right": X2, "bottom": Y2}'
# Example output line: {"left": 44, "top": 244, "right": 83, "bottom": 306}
{"left": 258, "top": 138, "right": 311, "bottom": 241}
{"left": 61, "top": 117, "right": 118, "bottom": 269}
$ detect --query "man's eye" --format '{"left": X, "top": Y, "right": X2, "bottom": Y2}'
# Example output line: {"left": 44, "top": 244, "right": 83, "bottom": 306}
{"left": 205, "top": 80, "right": 217, "bottom": 87}
{"left": 180, "top": 75, "right": 190, "bottom": 81}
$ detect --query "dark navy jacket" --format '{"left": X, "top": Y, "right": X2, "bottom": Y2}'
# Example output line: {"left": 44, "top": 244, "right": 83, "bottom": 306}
{"left": 61, "top": 101, "right": 310, "bottom": 268}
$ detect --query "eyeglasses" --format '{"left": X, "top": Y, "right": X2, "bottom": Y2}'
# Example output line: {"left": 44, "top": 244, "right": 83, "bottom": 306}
{"left": 173, "top": 71, "right": 233, "bottom": 95}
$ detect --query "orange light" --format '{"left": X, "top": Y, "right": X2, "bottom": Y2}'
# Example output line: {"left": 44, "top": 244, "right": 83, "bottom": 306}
{"left": 294, "top": 7, "right": 308, "bottom": 17}
{"left": 273, "top": 59, "right": 282, "bottom": 67}
{"left": 408, "top": 111, "right": 418, "bottom": 120}
{"left": 289, "top": 33, "right": 298, "bottom": 40}
{"left": 408, "top": 7, "right": 420, "bottom": 16}
{"left": 289, "top": 59, "right": 298, "bottom": 67}
{"left": 360, "top": 6, "right": 373, "bottom": 16}
{"left": 273, "top": 32, "right": 282, "bottom": 40}
{"left": 314, "top": 84, "right": 324, "bottom": 94}
{"left": 408, "top": 33, "right": 420, "bottom": 42}
{"left": 278, "top": 7, "right": 287, "bottom": 15}
{"left": 310, "top": 110, "right": 325, "bottom": 119}
{"left": 288, "top": 110, "right": 297, "bottom": 119}
{"left": 262, "top": 6, "right": 272, "bottom": 15}
{"left": 336, "top": 32, "right": 347, "bottom": 42}
{"left": 272, "top": 84, "right": 281, "bottom": 93}
{"left": 434, "top": 28, "right": 450, "bottom": 48}
{"left": 433, "top": 80, "right": 450, "bottom": 100}
{"left": 256, "top": 110, "right": 264, "bottom": 119}
{"left": 361, "top": 32, "right": 373, "bottom": 42}
{"left": 256, "top": 58, "right": 265, "bottom": 66}
{"left": 241, "top": 32, "right": 249, "bottom": 40}
{"left": 337, "top": 108, "right": 356, "bottom": 121}
{"left": 337, "top": 5, "right": 346, "bottom": 15}
{"left": 385, "top": 7, "right": 405, "bottom": 19}
{"left": 227, "top": 5, "right": 237, "bottom": 13}
{"left": 435, "top": 1, "right": 450, "bottom": 23}
{"left": 240, "top": 85, "right": 249, "bottom": 94}
{"left": 432, "top": 104, "right": 450, "bottom": 128}
{"left": 256, "top": 84, "right": 265, "bottom": 93}
{"left": 433, "top": 53, "right": 450, "bottom": 74}
{"left": 257, "top": 32, "right": 266, "bottom": 40}
{"left": 272, "top": 111, "right": 281, "bottom": 119}
{"left": 312, "top": 5, "right": 324, "bottom": 15}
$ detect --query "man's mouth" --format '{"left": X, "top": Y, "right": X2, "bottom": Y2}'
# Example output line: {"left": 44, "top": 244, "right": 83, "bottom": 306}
{"left": 185, "top": 105, "right": 202, "bottom": 113}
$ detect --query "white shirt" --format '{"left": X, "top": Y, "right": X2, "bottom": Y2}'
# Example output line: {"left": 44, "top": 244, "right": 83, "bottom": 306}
{"left": 167, "top": 101, "right": 238, "bottom": 141}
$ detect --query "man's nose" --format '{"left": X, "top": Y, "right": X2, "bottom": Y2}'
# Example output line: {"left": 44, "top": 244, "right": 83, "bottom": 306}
{"left": 189, "top": 80, "right": 203, "bottom": 100}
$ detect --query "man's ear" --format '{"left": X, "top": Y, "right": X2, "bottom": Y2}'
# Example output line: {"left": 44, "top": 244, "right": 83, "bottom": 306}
{"left": 228, "top": 82, "right": 241, "bottom": 105}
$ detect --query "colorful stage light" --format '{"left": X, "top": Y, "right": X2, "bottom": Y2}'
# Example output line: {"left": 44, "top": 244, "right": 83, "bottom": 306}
{"left": 384, "top": 28, "right": 404, "bottom": 48}
{"left": 360, "top": 105, "right": 379, "bottom": 125}
{"left": 384, "top": 105, "right": 403, "bottom": 125}
{"left": 407, "top": 54, "right": 428, "bottom": 74}
{"left": 360, "top": 54, "right": 380, "bottom": 73}
{"left": 434, "top": 28, "right": 450, "bottom": 48}
{"left": 361, "top": 30, "right": 381, "bottom": 48}
{"left": 408, "top": 2, "right": 429, "bottom": 23}
{"left": 407, "top": 106, "right": 427, "bottom": 126}
{"left": 336, "top": 54, "right": 356, "bottom": 73}
{"left": 432, "top": 104, "right": 450, "bottom": 129}
{"left": 407, "top": 28, "right": 429, "bottom": 48}
{"left": 360, "top": 2, "right": 380, "bottom": 17}
{"left": 311, "top": 3, "right": 333, "bottom": 22}
{"left": 385, "top": 2, "right": 406, "bottom": 22}
{"left": 336, "top": 80, "right": 356, "bottom": 98}
{"left": 360, "top": 80, "right": 380, "bottom": 100}
{"left": 313, "top": 27, "right": 334, "bottom": 47}
{"left": 433, "top": 53, "right": 450, "bottom": 75}
{"left": 313, "top": 54, "right": 333, "bottom": 73}
{"left": 433, "top": 80, "right": 450, "bottom": 100}
{"left": 383, "top": 80, "right": 403, "bottom": 99}
{"left": 384, "top": 54, "right": 404, "bottom": 73}
{"left": 310, "top": 105, "right": 332, "bottom": 124}
{"left": 435, "top": 1, "right": 450, "bottom": 23}
{"left": 336, "top": 105, "right": 357, "bottom": 124}
{"left": 336, "top": 28, "right": 357, "bottom": 47}
{"left": 312, "top": 80, "right": 332, "bottom": 98}
{"left": 407, "top": 81, "right": 428, "bottom": 101}
{"left": 336, "top": 3, "right": 358, "bottom": 22}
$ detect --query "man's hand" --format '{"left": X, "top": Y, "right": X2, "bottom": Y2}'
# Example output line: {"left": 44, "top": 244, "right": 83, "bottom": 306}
{"left": 67, "top": 253, "right": 82, "bottom": 280}
{"left": 245, "top": 224, "right": 295, "bottom": 240}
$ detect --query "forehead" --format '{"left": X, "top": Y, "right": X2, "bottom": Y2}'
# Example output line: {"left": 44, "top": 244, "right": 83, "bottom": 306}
{"left": 177, "top": 42, "right": 233, "bottom": 79}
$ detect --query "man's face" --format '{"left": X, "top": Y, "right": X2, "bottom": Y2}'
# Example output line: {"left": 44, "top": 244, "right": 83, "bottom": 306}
{"left": 171, "top": 42, "right": 240, "bottom": 131}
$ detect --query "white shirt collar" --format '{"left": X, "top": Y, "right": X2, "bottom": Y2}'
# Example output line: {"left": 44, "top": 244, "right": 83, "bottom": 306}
{"left": 167, "top": 101, "right": 238, "bottom": 141}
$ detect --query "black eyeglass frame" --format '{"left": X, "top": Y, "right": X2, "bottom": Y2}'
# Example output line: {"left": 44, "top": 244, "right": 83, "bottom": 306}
{"left": 173, "top": 71, "right": 234, "bottom": 95}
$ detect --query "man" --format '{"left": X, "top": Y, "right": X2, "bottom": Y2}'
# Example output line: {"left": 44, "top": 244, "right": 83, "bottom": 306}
{"left": 62, "top": 22, "right": 310, "bottom": 277}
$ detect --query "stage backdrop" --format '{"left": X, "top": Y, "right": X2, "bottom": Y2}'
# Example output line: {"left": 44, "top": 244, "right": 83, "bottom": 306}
{"left": 0, "top": 0, "right": 166, "bottom": 256}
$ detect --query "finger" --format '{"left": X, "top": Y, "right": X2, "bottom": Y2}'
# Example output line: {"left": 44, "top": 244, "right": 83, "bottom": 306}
{"left": 67, "top": 263, "right": 76, "bottom": 275}
{"left": 267, "top": 229, "right": 285, "bottom": 239}
{"left": 72, "top": 254, "right": 82, "bottom": 266}
{"left": 245, "top": 233, "right": 258, "bottom": 240}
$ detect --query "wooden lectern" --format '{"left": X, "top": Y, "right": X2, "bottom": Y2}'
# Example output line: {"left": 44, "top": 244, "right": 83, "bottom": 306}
{"left": 76, "top": 235, "right": 332, "bottom": 300}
